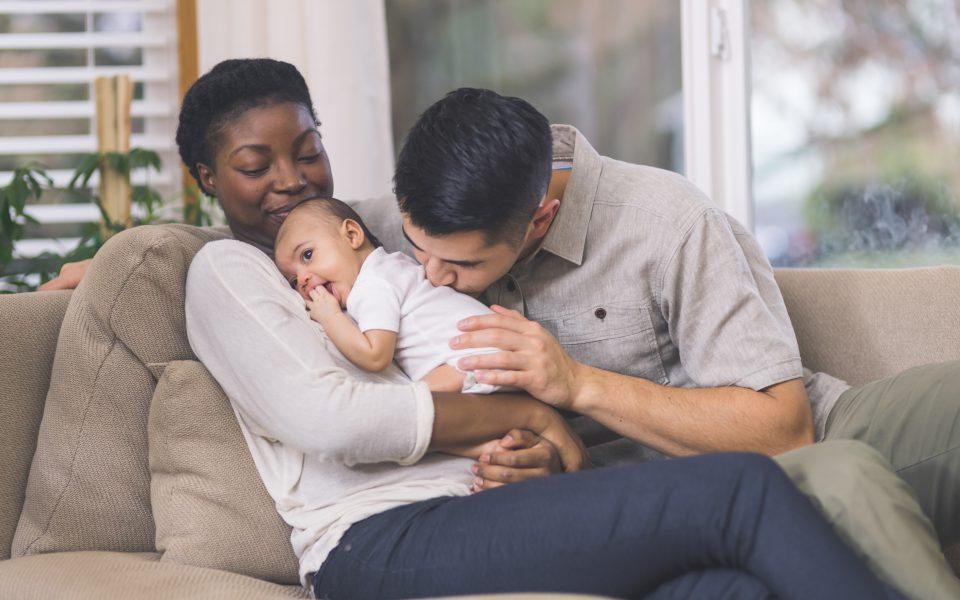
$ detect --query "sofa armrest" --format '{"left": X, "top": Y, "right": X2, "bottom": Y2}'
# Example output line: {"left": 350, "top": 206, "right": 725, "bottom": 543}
{"left": 0, "top": 289, "right": 72, "bottom": 559}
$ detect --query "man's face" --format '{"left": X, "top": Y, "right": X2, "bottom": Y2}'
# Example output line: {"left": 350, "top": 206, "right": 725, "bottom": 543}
{"left": 401, "top": 213, "right": 524, "bottom": 295}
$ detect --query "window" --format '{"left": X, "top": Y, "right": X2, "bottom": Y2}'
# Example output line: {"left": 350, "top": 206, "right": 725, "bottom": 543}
{"left": 750, "top": 0, "right": 960, "bottom": 267}
{"left": 386, "top": 0, "right": 683, "bottom": 172}
{"left": 0, "top": 0, "right": 181, "bottom": 272}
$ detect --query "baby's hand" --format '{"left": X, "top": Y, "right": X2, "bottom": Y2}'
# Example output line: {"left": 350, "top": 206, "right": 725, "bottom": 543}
{"left": 306, "top": 286, "right": 342, "bottom": 322}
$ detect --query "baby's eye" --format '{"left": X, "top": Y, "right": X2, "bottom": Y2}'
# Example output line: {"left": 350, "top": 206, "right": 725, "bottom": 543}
{"left": 301, "top": 248, "right": 313, "bottom": 262}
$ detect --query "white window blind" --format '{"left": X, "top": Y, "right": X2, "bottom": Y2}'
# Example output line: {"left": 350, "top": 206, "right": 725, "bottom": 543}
{"left": 0, "top": 0, "right": 181, "bottom": 260}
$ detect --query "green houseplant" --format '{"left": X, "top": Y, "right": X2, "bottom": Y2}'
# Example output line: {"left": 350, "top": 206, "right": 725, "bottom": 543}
{"left": 0, "top": 149, "right": 212, "bottom": 293}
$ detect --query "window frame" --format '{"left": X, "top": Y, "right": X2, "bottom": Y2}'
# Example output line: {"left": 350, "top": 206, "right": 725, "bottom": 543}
{"left": 680, "top": 0, "right": 753, "bottom": 229}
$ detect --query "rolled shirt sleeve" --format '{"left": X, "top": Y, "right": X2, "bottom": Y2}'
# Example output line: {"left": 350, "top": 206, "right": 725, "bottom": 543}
{"left": 658, "top": 208, "right": 804, "bottom": 391}
{"left": 185, "top": 240, "right": 433, "bottom": 466}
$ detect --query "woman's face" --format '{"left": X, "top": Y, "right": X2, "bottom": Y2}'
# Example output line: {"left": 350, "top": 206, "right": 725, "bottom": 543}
{"left": 197, "top": 102, "right": 333, "bottom": 255}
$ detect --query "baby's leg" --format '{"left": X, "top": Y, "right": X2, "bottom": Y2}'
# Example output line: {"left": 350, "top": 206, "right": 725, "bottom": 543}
{"left": 423, "top": 364, "right": 467, "bottom": 393}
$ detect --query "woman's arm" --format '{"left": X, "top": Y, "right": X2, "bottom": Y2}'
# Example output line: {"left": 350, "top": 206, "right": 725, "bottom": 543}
{"left": 431, "top": 391, "right": 588, "bottom": 472}
{"left": 38, "top": 258, "right": 92, "bottom": 291}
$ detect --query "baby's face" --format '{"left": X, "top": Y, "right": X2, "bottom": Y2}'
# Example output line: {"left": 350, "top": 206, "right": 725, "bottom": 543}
{"left": 275, "top": 214, "right": 363, "bottom": 307}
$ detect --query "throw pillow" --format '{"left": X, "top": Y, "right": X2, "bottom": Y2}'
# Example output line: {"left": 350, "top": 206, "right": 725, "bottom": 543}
{"left": 149, "top": 360, "right": 299, "bottom": 584}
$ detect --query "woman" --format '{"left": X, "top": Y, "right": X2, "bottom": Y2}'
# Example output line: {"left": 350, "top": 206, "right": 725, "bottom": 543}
{"left": 63, "top": 59, "right": 904, "bottom": 599}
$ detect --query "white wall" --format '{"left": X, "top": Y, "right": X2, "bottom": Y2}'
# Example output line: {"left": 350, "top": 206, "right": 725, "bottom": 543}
{"left": 196, "top": 0, "right": 395, "bottom": 200}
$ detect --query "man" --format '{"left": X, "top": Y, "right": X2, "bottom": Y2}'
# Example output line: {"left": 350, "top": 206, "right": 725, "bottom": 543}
{"left": 380, "top": 88, "right": 959, "bottom": 596}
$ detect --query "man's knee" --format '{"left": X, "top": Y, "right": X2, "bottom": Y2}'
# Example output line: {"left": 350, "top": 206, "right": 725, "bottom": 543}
{"left": 775, "top": 440, "right": 916, "bottom": 516}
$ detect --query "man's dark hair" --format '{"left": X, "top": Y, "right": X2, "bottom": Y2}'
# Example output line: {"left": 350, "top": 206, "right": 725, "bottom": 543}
{"left": 394, "top": 88, "right": 553, "bottom": 246}
{"left": 176, "top": 58, "right": 319, "bottom": 196}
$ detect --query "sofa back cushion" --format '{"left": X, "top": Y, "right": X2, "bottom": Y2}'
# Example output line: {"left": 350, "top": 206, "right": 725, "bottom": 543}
{"left": 0, "top": 290, "right": 72, "bottom": 559}
{"left": 12, "top": 224, "right": 229, "bottom": 557}
{"left": 775, "top": 266, "right": 960, "bottom": 386}
{"left": 149, "top": 360, "right": 300, "bottom": 584}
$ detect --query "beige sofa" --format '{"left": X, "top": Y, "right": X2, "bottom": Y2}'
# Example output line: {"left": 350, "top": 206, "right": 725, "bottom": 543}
{"left": 1, "top": 224, "right": 958, "bottom": 599}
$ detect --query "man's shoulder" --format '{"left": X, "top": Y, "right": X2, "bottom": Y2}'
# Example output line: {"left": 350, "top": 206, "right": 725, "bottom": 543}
{"left": 600, "top": 161, "right": 712, "bottom": 211}
{"left": 593, "top": 160, "right": 716, "bottom": 239}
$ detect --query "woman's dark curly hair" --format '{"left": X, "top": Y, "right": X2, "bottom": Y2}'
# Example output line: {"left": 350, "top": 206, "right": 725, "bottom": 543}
{"left": 176, "top": 58, "right": 319, "bottom": 196}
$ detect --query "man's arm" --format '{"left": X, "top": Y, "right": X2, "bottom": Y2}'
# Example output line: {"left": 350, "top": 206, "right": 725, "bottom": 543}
{"left": 569, "top": 364, "right": 813, "bottom": 456}
{"left": 458, "top": 207, "right": 815, "bottom": 458}
{"left": 454, "top": 306, "right": 814, "bottom": 457}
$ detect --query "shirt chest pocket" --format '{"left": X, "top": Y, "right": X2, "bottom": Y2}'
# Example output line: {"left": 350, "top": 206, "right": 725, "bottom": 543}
{"left": 538, "top": 303, "right": 667, "bottom": 385}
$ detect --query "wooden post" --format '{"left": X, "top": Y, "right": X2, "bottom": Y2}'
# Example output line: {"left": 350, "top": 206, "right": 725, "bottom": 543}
{"left": 94, "top": 74, "right": 133, "bottom": 236}
{"left": 177, "top": 0, "right": 201, "bottom": 222}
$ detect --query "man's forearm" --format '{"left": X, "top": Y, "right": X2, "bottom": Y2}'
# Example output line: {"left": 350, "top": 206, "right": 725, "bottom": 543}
{"left": 570, "top": 364, "right": 814, "bottom": 456}
{"left": 429, "top": 392, "right": 551, "bottom": 453}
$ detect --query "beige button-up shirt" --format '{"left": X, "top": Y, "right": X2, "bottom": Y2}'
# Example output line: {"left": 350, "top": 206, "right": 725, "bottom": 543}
{"left": 355, "top": 125, "right": 848, "bottom": 464}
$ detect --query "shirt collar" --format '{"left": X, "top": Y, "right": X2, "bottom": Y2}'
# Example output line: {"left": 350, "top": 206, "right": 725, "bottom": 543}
{"left": 537, "top": 124, "right": 603, "bottom": 267}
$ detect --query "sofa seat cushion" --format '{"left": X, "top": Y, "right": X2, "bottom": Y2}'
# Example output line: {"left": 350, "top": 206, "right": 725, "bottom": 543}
{"left": 0, "top": 551, "right": 309, "bottom": 599}
{"left": 0, "top": 552, "right": 604, "bottom": 600}
{"left": 12, "top": 225, "right": 230, "bottom": 557}
{"left": 149, "top": 360, "right": 299, "bottom": 584}
{"left": 0, "top": 290, "right": 72, "bottom": 560}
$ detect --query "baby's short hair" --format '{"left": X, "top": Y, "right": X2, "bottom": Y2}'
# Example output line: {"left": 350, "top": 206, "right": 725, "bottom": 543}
{"left": 276, "top": 197, "right": 382, "bottom": 249}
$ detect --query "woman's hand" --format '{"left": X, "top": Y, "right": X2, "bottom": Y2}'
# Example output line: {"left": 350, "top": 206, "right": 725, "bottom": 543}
{"left": 470, "top": 429, "right": 563, "bottom": 492}
{"left": 451, "top": 305, "right": 585, "bottom": 410}
{"left": 38, "top": 258, "right": 93, "bottom": 291}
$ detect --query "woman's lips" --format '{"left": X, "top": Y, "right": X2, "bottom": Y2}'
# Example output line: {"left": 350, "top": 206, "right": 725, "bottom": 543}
{"left": 268, "top": 210, "right": 290, "bottom": 224}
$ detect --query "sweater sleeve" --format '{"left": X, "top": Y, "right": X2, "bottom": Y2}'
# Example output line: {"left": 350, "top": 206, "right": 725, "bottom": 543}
{"left": 184, "top": 240, "right": 433, "bottom": 466}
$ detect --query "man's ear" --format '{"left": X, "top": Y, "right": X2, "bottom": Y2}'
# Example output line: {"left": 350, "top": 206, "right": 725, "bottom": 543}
{"left": 197, "top": 163, "right": 216, "bottom": 195}
{"left": 341, "top": 218, "right": 366, "bottom": 249}
{"left": 528, "top": 198, "right": 561, "bottom": 240}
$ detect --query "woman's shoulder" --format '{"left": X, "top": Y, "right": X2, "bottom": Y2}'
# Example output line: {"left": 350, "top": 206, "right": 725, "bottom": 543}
{"left": 188, "top": 240, "right": 287, "bottom": 300}
{"left": 192, "top": 239, "right": 273, "bottom": 271}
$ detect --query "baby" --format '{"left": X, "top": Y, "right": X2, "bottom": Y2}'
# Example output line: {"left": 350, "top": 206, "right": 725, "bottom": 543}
{"left": 274, "top": 197, "right": 501, "bottom": 394}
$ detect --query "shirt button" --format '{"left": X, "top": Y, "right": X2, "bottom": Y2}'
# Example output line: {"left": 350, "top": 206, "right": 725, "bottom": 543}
{"left": 506, "top": 279, "right": 516, "bottom": 292}
{"left": 594, "top": 308, "right": 607, "bottom": 320}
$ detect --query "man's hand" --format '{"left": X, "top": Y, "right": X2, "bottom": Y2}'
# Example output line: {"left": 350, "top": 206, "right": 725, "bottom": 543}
{"left": 306, "top": 286, "right": 342, "bottom": 322}
{"left": 471, "top": 429, "right": 564, "bottom": 492}
{"left": 38, "top": 258, "right": 92, "bottom": 291}
{"left": 452, "top": 305, "right": 584, "bottom": 409}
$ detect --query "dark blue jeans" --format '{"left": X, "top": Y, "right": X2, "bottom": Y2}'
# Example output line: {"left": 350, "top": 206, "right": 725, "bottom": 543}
{"left": 312, "top": 453, "right": 903, "bottom": 600}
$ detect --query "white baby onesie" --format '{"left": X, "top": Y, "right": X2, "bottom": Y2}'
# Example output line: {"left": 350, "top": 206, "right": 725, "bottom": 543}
{"left": 345, "top": 247, "right": 502, "bottom": 394}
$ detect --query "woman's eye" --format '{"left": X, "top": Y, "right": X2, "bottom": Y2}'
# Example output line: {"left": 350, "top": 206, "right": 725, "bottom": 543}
{"left": 289, "top": 277, "right": 297, "bottom": 289}
{"left": 298, "top": 152, "right": 322, "bottom": 163}
{"left": 239, "top": 167, "right": 268, "bottom": 177}
{"left": 301, "top": 248, "right": 313, "bottom": 262}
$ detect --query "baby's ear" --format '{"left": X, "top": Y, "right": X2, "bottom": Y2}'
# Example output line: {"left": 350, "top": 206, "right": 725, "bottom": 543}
{"left": 342, "top": 218, "right": 366, "bottom": 249}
